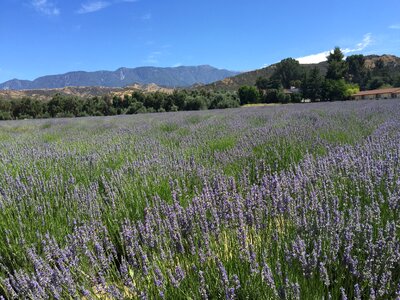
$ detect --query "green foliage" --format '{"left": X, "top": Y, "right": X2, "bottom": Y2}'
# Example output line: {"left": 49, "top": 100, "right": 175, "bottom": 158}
{"left": 0, "top": 89, "right": 240, "bottom": 120}
{"left": 239, "top": 50, "right": 399, "bottom": 104}
{"left": 264, "top": 89, "right": 285, "bottom": 103}
{"left": 185, "top": 96, "right": 207, "bottom": 110}
{"left": 346, "top": 55, "right": 368, "bottom": 89}
{"left": 210, "top": 94, "right": 240, "bottom": 109}
{"left": 301, "top": 67, "right": 323, "bottom": 102}
{"left": 394, "top": 75, "right": 400, "bottom": 87}
{"left": 344, "top": 83, "right": 360, "bottom": 98}
{"left": 0, "top": 111, "right": 12, "bottom": 120}
{"left": 238, "top": 86, "right": 260, "bottom": 105}
{"left": 290, "top": 92, "right": 302, "bottom": 103}
{"left": 323, "top": 79, "right": 359, "bottom": 101}
{"left": 255, "top": 77, "right": 269, "bottom": 91}
{"left": 366, "top": 77, "right": 386, "bottom": 90}
{"left": 326, "top": 47, "right": 348, "bottom": 80}
{"left": 271, "top": 58, "right": 304, "bottom": 89}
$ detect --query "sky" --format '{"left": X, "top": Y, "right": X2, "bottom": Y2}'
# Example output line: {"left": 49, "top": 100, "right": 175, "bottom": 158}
{"left": 0, "top": 0, "right": 400, "bottom": 82}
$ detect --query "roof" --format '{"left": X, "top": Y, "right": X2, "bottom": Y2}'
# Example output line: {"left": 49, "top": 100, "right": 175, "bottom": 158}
{"left": 283, "top": 87, "right": 300, "bottom": 94}
{"left": 353, "top": 87, "right": 400, "bottom": 96}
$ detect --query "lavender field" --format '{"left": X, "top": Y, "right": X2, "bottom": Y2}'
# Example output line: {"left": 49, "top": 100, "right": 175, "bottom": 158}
{"left": 0, "top": 99, "right": 399, "bottom": 299}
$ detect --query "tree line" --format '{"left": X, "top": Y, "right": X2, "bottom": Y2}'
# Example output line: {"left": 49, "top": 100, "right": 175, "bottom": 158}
{"left": 0, "top": 90, "right": 240, "bottom": 120}
{"left": 238, "top": 48, "right": 400, "bottom": 105}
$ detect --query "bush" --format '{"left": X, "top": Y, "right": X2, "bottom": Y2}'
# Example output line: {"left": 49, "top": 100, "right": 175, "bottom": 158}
{"left": 214, "top": 97, "right": 240, "bottom": 109}
{"left": 136, "top": 106, "right": 147, "bottom": 114}
{"left": 0, "top": 111, "right": 12, "bottom": 120}
{"left": 238, "top": 86, "right": 260, "bottom": 105}
{"left": 185, "top": 96, "right": 207, "bottom": 111}
{"left": 290, "top": 93, "right": 302, "bottom": 103}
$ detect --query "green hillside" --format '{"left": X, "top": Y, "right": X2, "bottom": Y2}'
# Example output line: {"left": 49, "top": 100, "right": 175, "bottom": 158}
{"left": 198, "top": 54, "right": 400, "bottom": 92}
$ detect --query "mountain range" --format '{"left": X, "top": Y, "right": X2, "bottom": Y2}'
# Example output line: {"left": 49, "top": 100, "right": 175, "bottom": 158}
{"left": 0, "top": 65, "right": 240, "bottom": 90}
{"left": 1, "top": 54, "right": 398, "bottom": 97}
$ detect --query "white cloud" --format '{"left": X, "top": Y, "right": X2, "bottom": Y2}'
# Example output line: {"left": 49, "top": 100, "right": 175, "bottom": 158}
{"left": 296, "top": 51, "right": 332, "bottom": 64}
{"left": 389, "top": 24, "right": 400, "bottom": 30}
{"left": 172, "top": 63, "right": 182, "bottom": 67}
{"left": 77, "top": 1, "right": 110, "bottom": 14}
{"left": 143, "top": 51, "right": 162, "bottom": 64}
{"left": 143, "top": 58, "right": 158, "bottom": 64}
{"left": 32, "top": 0, "right": 60, "bottom": 16}
{"left": 296, "top": 33, "right": 373, "bottom": 64}
{"left": 342, "top": 33, "right": 372, "bottom": 53}
{"left": 76, "top": 0, "right": 137, "bottom": 14}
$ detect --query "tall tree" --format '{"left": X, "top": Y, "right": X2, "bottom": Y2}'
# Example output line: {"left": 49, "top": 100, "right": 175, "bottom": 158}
{"left": 326, "top": 47, "right": 348, "bottom": 80}
{"left": 271, "top": 58, "right": 303, "bottom": 89}
{"left": 346, "top": 54, "right": 368, "bottom": 89}
{"left": 301, "top": 67, "right": 323, "bottom": 102}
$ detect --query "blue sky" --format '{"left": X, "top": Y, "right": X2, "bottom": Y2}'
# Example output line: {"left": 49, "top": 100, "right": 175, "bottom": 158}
{"left": 0, "top": 0, "right": 399, "bottom": 82}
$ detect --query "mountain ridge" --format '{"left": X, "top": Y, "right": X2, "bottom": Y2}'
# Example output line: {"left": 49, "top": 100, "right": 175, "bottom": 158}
{"left": 0, "top": 65, "right": 240, "bottom": 90}
{"left": 197, "top": 54, "right": 400, "bottom": 91}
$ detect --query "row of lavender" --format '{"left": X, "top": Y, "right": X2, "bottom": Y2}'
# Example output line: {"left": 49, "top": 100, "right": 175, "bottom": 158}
{"left": 0, "top": 100, "right": 399, "bottom": 298}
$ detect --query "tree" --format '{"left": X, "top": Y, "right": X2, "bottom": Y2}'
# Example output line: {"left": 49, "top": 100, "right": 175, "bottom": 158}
{"left": 346, "top": 55, "right": 368, "bottom": 89}
{"left": 171, "top": 90, "right": 187, "bottom": 110}
{"left": 301, "top": 67, "right": 323, "bottom": 101}
{"left": 238, "top": 86, "right": 260, "bottom": 105}
{"left": 394, "top": 75, "right": 400, "bottom": 88}
{"left": 326, "top": 47, "right": 348, "bottom": 80}
{"left": 366, "top": 77, "right": 386, "bottom": 90}
{"left": 255, "top": 77, "right": 269, "bottom": 91}
{"left": 47, "top": 93, "right": 63, "bottom": 117}
{"left": 370, "top": 58, "right": 394, "bottom": 87}
{"left": 185, "top": 96, "right": 207, "bottom": 110}
{"left": 264, "top": 89, "right": 287, "bottom": 103}
{"left": 323, "top": 79, "right": 358, "bottom": 101}
{"left": 271, "top": 58, "right": 304, "bottom": 89}
{"left": 131, "top": 91, "right": 145, "bottom": 103}
{"left": 126, "top": 101, "right": 145, "bottom": 114}
{"left": 266, "top": 78, "right": 282, "bottom": 90}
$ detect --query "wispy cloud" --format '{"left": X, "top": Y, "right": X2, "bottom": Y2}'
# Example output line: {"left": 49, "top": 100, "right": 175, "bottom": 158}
{"left": 77, "top": 1, "right": 110, "bottom": 14}
{"left": 143, "top": 51, "right": 162, "bottom": 64}
{"left": 31, "top": 0, "right": 60, "bottom": 16}
{"left": 296, "top": 33, "right": 373, "bottom": 64}
{"left": 76, "top": 0, "right": 137, "bottom": 14}
{"left": 342, "top": 33, "right": 372, "bottom": 53}
{"left": 389, "top": 24, "right": 400, "bottom": 30}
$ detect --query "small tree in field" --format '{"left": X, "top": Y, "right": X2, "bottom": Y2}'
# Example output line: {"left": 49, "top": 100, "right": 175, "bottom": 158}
{"left": 238, "top": 86, "right": 260, "bottom": 105}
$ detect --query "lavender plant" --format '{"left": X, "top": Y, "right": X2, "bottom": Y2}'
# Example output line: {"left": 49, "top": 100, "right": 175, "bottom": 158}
{"left": 0, "top": 99, "right": 399, "bottom": 299}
